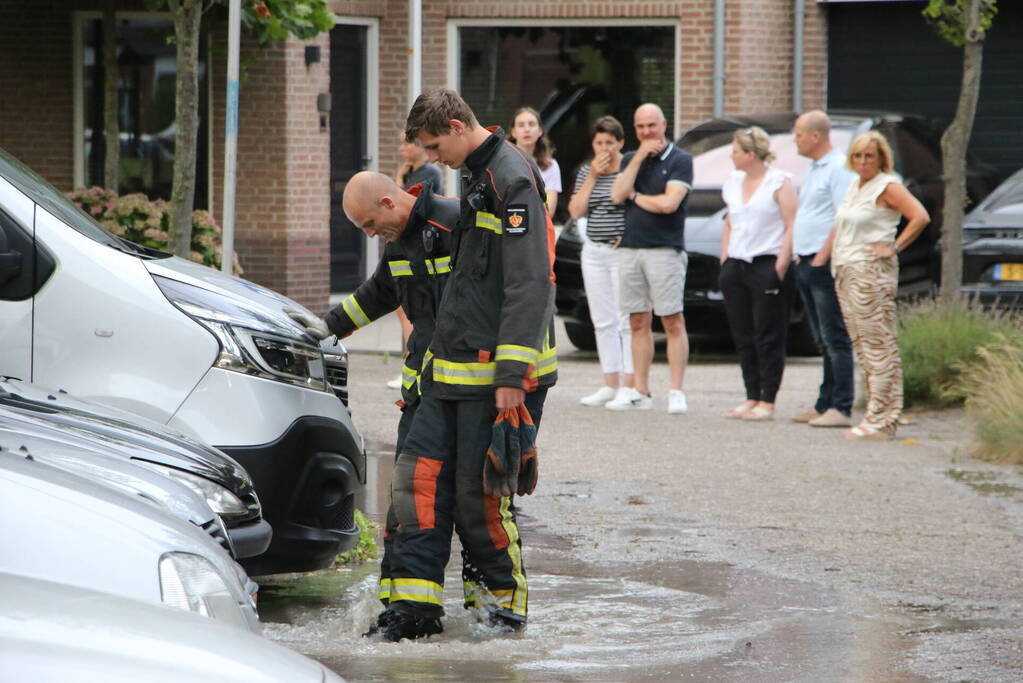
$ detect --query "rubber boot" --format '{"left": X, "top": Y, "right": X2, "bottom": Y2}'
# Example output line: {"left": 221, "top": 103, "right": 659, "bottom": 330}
{"left": 364, "top": 608, "right": 443, "bottom": 642}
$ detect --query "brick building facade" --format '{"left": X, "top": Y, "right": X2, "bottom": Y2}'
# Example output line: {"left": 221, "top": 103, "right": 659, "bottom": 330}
{"left": 0, "top": 0, "right": 828, "bottom": 314}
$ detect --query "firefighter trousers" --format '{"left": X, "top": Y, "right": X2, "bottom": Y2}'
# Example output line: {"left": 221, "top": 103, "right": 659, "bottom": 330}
{"left": 386, "top": 387, "right": 547, "bottom": 620}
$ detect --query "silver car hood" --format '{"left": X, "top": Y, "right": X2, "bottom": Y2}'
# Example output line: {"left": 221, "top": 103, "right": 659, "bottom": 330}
{"left": 0, "top": 572, "right": 340, "bottom": 683}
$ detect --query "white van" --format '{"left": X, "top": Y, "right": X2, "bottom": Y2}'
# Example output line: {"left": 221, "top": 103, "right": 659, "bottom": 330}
{"left": 0, "top": 146, "right": 364, "bottom": 576}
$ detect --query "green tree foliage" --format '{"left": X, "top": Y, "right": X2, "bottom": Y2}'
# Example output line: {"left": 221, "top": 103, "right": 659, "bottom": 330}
{"left": 922, "top": 0, "right": 998, "bottom": 47}
{"left": 243, "top": 0, "right": 334, "bottom": 44}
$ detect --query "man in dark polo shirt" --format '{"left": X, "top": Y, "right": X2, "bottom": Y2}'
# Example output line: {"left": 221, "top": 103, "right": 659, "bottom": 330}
{"left": 609, "top": 103, "right": 692, "bottom": 415}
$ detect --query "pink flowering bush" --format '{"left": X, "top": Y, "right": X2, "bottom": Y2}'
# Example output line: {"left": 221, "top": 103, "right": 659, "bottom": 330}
{"left": 67, "top": 187, "right": 242, "bottom": 274}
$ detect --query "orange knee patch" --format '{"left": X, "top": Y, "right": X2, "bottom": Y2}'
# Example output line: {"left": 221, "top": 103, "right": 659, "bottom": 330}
{"left": 413, "top": 457, "right": 443, "bottom": 530}
{"left": 484, "top": 495, "right": 510, "bottom": 550}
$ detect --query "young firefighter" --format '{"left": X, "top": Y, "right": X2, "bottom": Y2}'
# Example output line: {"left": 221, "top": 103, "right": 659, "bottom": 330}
{"left": 370, "top": 88, "right": 558, "bottom": 641}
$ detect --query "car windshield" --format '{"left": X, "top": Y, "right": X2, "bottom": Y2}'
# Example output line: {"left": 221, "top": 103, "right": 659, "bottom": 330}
{"left": 691, "top": 130, "right": 854, "bottom": 188}
{"left": 982, "top": 171, "right": 1023, "bottom": 215}
{"left": 0, "top": 146, "right": 137, "bottom": 251}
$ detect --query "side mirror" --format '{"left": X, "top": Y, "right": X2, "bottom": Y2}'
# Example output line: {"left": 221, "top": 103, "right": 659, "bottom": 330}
{"left": 0, "top": 227, "right": 22, "bottom": 285}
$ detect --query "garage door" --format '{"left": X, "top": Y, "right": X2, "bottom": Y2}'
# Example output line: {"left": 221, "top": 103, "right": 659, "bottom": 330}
{"left": 827, "top": 0, "right": 1022, "bottom": 178}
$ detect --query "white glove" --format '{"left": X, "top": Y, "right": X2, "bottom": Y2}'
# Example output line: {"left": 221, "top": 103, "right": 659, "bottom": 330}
{"left": 283, "top": 307, "right": 331, "bottom": 340}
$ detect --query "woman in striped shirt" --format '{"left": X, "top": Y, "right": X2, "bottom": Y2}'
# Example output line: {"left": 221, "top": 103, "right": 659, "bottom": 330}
{"left": 568, "top": 116, "right": 636, "bottom": 407}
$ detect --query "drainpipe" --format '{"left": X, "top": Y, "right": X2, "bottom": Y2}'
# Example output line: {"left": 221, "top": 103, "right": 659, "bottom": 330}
{"left": 409, "top": 0, "right": 422, "bottom": 107}
{"left": 793, "top": 0, "right": 804, "bottom": 113}
{"left": 221, "top": 0, "right": 240, "bottom": 275}
{"left": 713, "top": 0, "right": 725, "bottom": 117}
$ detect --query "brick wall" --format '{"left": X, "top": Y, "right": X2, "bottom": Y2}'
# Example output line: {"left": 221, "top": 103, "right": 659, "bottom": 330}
{"left": 209, "top": 32, "right": 333, "bottom": 313}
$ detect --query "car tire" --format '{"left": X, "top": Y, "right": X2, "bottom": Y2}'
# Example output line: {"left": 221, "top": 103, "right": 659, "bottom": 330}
{"left": 564, "top": 321, "right": 597, "bottom": 351}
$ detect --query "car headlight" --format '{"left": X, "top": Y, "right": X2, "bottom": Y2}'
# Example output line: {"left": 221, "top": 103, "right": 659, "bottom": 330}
{"left": 159, "top": 552, "right": 248, "bottom": 628}
{"left": 155, "top": 276, "right": 328, "bottom": 392}
{"left": 134, "top": 461, "right": 250, "bottom": 521}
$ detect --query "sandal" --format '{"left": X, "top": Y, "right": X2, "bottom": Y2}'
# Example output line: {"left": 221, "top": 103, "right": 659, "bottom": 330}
{"left": 725, "top": 401, "right": 756, "bottom": 419}
{"left": 844, "top": 424, "right": 894, "bottom": 441}
{"left": 741, "top": 404, "right": 774, "bottom": 421}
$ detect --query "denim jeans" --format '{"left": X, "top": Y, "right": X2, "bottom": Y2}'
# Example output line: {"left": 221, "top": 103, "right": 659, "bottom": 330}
{"left": 794, "top": 258, "right": 854, "bottom": 416}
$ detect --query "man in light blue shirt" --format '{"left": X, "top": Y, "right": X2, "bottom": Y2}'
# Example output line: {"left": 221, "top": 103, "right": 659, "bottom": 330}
{"left": 791, "top": 111, "right": 856, "bottom": 427}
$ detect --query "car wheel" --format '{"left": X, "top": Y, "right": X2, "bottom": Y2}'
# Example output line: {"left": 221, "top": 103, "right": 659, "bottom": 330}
{"left": 564, "top": 321, "right": 597, "bottom": 351}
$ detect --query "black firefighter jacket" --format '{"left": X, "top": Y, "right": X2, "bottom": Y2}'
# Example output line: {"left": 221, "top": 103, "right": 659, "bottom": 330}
{"left": 324, "top": 183, "right": 458, "bottom": 405}
{"left": 428, "top": 127, "right": 558, "bottom": 399}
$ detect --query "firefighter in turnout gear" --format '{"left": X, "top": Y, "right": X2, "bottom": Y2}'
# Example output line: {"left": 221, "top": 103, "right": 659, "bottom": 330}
{"left": 370, "top": 88, "right": 557, "bottom": 642}
{"left": 284, "top": 171, "right": 460, "bottom": 622}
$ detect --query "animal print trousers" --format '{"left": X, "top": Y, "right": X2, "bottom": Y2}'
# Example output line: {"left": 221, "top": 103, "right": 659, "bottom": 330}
{"left": 834, "top": 256, "right": 902, "bottom": 433}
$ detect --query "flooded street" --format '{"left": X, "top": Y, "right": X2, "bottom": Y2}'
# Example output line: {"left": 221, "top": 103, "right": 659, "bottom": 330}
{"left": 259, "top": 352, "right": 1023, "bottom": 681}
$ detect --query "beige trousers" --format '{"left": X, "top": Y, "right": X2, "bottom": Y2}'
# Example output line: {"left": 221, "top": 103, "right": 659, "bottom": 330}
{"left": 834, "top": 257, "right": 902, "bottom": 433}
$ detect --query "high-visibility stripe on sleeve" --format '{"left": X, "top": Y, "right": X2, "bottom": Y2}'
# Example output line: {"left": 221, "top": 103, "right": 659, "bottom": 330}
{"left": 390, "top": 578, "right": 444, "bottom": 607}
{"left": 495, "top": 344, "right": 539, "bottom": 366}
{"left": 388, "top": 260, "right": 413, "bottom": 277}
{"left": 425, "top": 256, "right": 452, "bottom": 275}
{"left": 433, "top": 358, "right": 496, "bottom": 386}
{"left": 341, "top": 295, "right": 371, "bottom": 328}
{"left": 476, "top": 211, "right": 503, "bottom": 234}
{"left": 530, "top": 346, "right": 558, "bottom": 378}
{"left": 401, "top": 363, "right": 418, "bottom": 390}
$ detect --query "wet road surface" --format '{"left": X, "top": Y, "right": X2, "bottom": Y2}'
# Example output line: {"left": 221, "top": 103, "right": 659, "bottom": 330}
{"left": 257, "top": 444, "right": 958, "bottom": 682}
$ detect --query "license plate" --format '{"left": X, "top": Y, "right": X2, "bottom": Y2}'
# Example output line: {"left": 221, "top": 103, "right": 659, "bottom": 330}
{"left": 995, "top": 263, "right": 1023, "bottom": 281}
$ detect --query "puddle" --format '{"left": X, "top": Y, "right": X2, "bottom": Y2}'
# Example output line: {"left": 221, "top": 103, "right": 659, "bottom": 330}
{"left": 253, "top": 446, "right": 982, "bottom": 681}
{"left": 944, "top": 468, "right": 1023, "bottom": 502}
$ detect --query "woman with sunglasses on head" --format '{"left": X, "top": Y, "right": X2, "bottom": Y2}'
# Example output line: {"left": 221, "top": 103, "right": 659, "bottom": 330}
{"left": 568, "top": 115, "right": 636, "bottom": 406}
{"left": 510, "top": 107, "right": 561, "bottom": 216}
{"left": 719, "top": 126, "right": 798, "bottom": 421}
{"left": 812, "top": 131, "right": 929, "bottom": 441}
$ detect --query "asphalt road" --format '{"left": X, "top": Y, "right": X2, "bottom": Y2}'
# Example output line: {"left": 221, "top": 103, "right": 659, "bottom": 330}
{"left": 320, "top": 331, "right": 1023, "bottom": 681}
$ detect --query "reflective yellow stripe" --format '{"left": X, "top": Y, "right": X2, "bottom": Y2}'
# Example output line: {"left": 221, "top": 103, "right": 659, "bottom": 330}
{"left": 476, "top": 211, "right": 503, "bottom": 234}
{"left": 433, "top": 358, "right": 495, "bottom": 386}
{"left": 401, "top": 363, "right": 418, "bottom": 390}
{"left": 390, "top": 578, "right": 444, "bottom": 607}
{"left": 388, "top": 260, "right": 413, "bottom": 277}
{"left": 341, "top": 295, "right": 371, "bottom": 328}
{"left": 377, "top": 578, "right": 393, "bottom": 602}
{"left": 463, "top": 581, "right": 478, "bottom": 605}
{"left": 418, "top": 350, "right": 434, "bottom": 396}
{"left": 425, "top": 256, "right": 452, "bottom": 275}
{"left": 495, "top": 344, "right": 539, "bottom": 366}
{"left": 530, "top": 346, "right": 558, "bottom": 378}
{"left": 498, "top": 496, "right": 528, "bottom": 616}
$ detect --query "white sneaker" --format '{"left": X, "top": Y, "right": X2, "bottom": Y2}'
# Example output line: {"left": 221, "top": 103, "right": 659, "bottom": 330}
{"left": 667, "top": 390, "right": 688, "bottom": 415}
{"left": 579, "top": 386, "right": 618, "bottom": 407}
{"left": 605, "top": 387, "right": 653, "bottom": 411}
{"left": 386, "top": 376, "right": 402, "bottom": 390}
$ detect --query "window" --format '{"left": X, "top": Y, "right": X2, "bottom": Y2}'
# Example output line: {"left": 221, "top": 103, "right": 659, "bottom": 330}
{"left": 80, "top": 17, "right": 208, "bottom": 206}
{"left": 459, "top": 25, "right": 675, "bottom": 217}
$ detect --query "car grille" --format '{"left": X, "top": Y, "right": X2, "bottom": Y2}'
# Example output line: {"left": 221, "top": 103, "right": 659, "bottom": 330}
{"left": 324, "top": 355, "right": 349, "bottom": 407}
{"left": 333, "top": 492, "right": 356, "bottom": 532}
{"left": 968, "top": 229, "right": 1023, "bottom": 240}
{"left": 201, "top": 517, "right": 233, "bottom": 555}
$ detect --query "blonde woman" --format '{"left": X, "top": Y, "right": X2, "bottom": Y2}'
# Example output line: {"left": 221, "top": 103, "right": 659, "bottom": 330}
{"left": 510, "top": 107, "right": 561, "bottom": 216}
{"left": 813, "top": 131, "right": 929, "bottom": 440}
{"left": 719, "top": 126, "right": 798, "bottom": 421}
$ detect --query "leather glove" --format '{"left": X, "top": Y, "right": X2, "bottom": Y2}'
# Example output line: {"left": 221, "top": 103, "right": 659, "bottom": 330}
{"left": 483, "top": 404, "right": 537, "bottom": 498}
{"left": 283, "top": 307, "right": 331, "bottom": 341}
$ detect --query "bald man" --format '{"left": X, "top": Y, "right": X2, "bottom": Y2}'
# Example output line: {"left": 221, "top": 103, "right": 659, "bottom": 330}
{"left": 608, "top": 103, "right": 693, "bottom": 415}
{"left": 791, "top": 110, "right": 855, "bottom": 427}
{"left": 286, "top": 171, "right": 459, "bottom": 624}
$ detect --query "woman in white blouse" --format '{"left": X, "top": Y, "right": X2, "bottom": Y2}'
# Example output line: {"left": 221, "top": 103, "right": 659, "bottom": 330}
{"left": 510, "top": 107, "right": 561, "bottom": 216}
{"left": 813, "top": 131, "right": 929, "bottom": 440}
{"left": 719, "top": 127, "right": 798, "bottom": 421}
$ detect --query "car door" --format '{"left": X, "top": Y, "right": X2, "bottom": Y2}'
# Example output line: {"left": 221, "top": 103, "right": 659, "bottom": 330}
{"left": 0, "top": 176, "right": 53, "bottom": 380}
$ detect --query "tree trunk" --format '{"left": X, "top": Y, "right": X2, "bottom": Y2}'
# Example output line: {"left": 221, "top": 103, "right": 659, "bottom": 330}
{"left": 939, "top": 1, "right": 985, "bottom": 302}
{"left": 102, "top": 3, "right": 119, "bottom": 191}
{"left": 168, "top": 0, "right": 203, "bottom": 258}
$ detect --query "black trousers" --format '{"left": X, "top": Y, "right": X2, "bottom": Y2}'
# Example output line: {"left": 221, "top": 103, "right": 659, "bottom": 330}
{"left": 718, "top": 256, "right": 793, "bottom": 403}
{"left": 386, "top": 387, "right": 547, "bottom": 619}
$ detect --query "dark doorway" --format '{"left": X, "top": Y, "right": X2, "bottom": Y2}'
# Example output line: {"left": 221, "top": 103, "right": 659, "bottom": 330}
{"left": 329, "top": 24, "right": 369, "bottom": 293}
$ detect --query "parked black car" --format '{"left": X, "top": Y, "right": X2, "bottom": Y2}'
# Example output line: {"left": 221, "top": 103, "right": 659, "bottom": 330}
{"left": 961, "top": 168, "right": 1023, "bottom": 308}
{"left": 555, "top": 111, "right": 1000, "bottom": 351}
{"left": 0, "top": 377, "right": 271, "bottom": 559}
